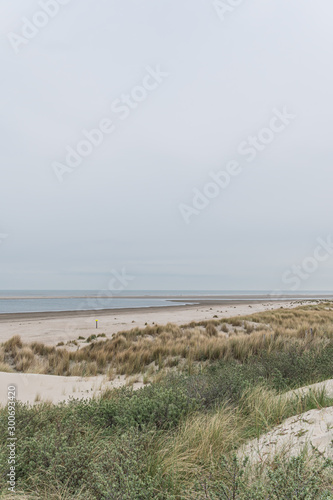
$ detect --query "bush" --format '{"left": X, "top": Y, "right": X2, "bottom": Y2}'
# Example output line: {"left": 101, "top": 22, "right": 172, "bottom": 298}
{"left": 0, "top": 403, "right": 174, "bottom": 498}
{"left": 1, "top": 308, "right": 333, "bottom": 498}
{"left": 75, "top": 381, "right": 199, "bottom": 431}
{"left": 83, "top": 430, "right": 170, "bottom": 499}
{"left": 191, "top": 453, "right": 333, "bottom": 499}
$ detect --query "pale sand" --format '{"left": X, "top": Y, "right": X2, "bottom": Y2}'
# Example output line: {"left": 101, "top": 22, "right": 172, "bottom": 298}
{"left": 0, "top": 300, "right": 306, "bottom": 346}
{"left": 0, "top": 372, "right": 144, "bottom": 406}
{"left": 240, "top": 406, "right": 333, "bottom": 461}
{"left": 0, "top": 300, "right": 314, "bottom": 406}
{"left": 240, "top": 379, "right": 333, "bottom": 461}
{"left": 284, "top": 379, "right": 333, "bottom": 400}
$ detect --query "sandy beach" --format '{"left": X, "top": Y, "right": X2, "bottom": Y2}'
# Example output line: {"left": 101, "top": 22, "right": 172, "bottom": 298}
{"left": 0, "top": 298, "right": 311, "bottom": 346}
{"left": 0, "top": 298, "right": 315, "bottom": 406}
{"left": 0, "top": 298, "right": 321, "bottom": 405}
{"left": 0, "top": 372, "right": 144, "bottom": 406}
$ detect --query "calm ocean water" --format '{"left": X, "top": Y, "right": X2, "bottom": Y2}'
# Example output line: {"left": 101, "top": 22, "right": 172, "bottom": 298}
{"left": 0, "top": 291, "right": 192, "bottom": 314}
{"left": 0, "top": 291, "right": 330, "bottom": 314}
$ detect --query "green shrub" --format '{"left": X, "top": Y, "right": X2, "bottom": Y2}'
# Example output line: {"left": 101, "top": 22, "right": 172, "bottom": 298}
{"left": 75, "top": 381, "right": 199, "bottom": 431}
{"left": 83, "top": 430, "right": 171, "bottom": 499}
{"left": 1, "top": 327, "right": 333, "bottom": 498}
{"left": 191, "top": 453, "right": 333, "bottom": 499}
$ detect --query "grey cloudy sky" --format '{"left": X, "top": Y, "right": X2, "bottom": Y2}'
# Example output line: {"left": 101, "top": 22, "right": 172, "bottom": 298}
{"left": 1, "top": 0, "right": 333, "bottom": 290}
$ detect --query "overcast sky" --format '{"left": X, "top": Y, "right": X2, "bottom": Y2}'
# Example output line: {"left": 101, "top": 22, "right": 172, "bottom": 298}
{"left": 0, "top": 0, "right": 333, "bottom": 291}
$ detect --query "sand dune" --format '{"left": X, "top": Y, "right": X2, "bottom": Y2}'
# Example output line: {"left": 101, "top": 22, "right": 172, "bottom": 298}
{"left": 0, "top": 300, "right": 314, "bottom": 406}
{"left": 240, "top": 379, "right": 333, "bottom": 461}
{"left": 241, "top": 405, "right": 333, "bottom": 461}
{"left": 0, "top": 300, "right": 303, "bottom": 346}
{"left": 0, "top": 371, "right": 143, "bottom": 406}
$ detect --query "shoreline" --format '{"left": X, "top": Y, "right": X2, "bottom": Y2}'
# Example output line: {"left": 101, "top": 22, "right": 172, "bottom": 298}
{"left": 0, "top": 298, "right": 319, "bottom": 346}
{"left": 0, "top": 294, "right": 330, "bottom": 323}
{"left": 0, "top": 299, "right": 328, "bottom": 405}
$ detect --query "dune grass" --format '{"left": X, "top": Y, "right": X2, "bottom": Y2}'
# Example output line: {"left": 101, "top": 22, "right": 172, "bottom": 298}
{"left": 1, "top": 301, "right": 333, "bottom": 380}
{"left": 154, "top": 385, "right": 333, "bottom": 489}
{"left": 0, "top": 379, "right": 332, "bottom": 498}
{"left": 1, "top": 302, "right": 333, "bottom": 498}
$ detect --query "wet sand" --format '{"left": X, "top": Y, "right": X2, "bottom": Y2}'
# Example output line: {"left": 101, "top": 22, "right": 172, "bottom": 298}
{"left": 0, "top": 297, "right": 327, "bottom": 405}
{"left": 0, "top": 293, "right": 330, "bottom": 323}
{"left": 0, "top": 297, "right": 319, "bottom": 346}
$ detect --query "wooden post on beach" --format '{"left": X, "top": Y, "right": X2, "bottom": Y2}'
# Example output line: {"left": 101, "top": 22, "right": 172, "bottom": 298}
{"left": 96, "top": 320, "right": 98, "bottom": 329}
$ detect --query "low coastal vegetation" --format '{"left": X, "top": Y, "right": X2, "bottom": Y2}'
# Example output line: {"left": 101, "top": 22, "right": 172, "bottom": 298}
{"left": 0, "top": 302, "right": 333, "bottom": 498}
{"left": 1, "top": 302, "right": 333, "bottom": 381}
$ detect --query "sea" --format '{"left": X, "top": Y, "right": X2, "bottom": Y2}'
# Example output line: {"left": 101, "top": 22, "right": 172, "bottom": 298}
{"left": 0, "top": 290, "right": 331, "bottom": 315}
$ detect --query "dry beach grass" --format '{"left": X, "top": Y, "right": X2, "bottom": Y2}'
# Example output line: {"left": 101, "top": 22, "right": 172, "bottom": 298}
{"left": 1, "top": 301, "right": 333, "bottom": 498}
{"left": 1, "top": 301, "right": 333, "bottom": 380}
